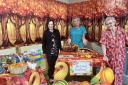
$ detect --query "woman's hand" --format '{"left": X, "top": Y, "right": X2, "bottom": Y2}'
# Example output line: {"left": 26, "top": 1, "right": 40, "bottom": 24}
{"left": 67, "top": 38, "right": 71, "bottom": 45}
{"left": 83, "top": 38, "right": 87, "bottom": 46}
{"left": 43, "top": 54, "right": 47, "bottom": 58}
{"left": 103, "top": 56, "right": 109, "bottom": 62}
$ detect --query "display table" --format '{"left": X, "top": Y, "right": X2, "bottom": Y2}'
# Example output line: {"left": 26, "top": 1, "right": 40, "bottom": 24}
{"left": 55, "top": 50, "right": 103, "bottom": 81}
{"left": 58, "top": 51, "right": 103, "bottom": 75}
{"left": 58, "top": 51, "right": 103, "bottom": 67}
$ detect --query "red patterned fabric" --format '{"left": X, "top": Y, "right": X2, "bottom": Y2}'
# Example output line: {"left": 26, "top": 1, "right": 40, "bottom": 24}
{"left": 100, "top": 27, "right": 127, "bottom": 85}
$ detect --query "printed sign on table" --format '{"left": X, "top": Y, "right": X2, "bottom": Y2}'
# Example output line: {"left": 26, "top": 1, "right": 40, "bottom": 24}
{"left": 70, "top": 60, "right": 92, "bottom": 76}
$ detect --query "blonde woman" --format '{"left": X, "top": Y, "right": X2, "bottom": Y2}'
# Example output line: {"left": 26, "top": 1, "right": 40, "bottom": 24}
{"left": 100, "top": 16, "right": 128, "bottom": 85}
{"left": 67, "top": 17, "right": 87, "bottom": 48}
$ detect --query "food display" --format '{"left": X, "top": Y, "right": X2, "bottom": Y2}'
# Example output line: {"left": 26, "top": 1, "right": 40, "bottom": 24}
{"left": 62, "top": 44, "right": 78, "bottom": 52}
{"left": 8, "top": 62, "right": 27, "bottom": 74}
{"left": 0, "top": 42, "right": 106, "bottom": 85}
{"left": 0, "top": 48, "right": 47, "bottom": 85}
{"left": 77, "top": 48, "right": 102, "bottom": 58}
{"left": 61, "top": 46, "right": 102, "bottom": 59}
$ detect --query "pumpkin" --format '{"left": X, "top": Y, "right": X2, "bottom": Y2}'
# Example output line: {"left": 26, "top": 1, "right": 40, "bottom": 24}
{"left": 80, "top": 81, "right": 90, "bottom": 85}
{"left": 101, "top": 67, "right": 114, "bottom": 84}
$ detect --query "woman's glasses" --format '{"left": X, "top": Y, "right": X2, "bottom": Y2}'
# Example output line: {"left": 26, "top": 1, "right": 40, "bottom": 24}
{"left": 106, "top": 22, "right": 113, "bottom": 25}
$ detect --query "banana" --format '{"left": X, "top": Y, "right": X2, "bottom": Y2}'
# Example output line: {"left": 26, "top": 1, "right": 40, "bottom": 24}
{"left": 88, "top": 26, "right": 93, "bottom": 39}
{"left": 125, "top": 25, "right": 128, "bottom": 32}
{"left": 0, "top": 22, "right": 2, "bottom": 46}
{"left": 68, "top": 24, "right": 72, "bottom": 33}
{"left": 20, "top": 24, "right": 26, "bottom": 42}
{"left": 60, "top": 20, "right": 67, "bottom": 37}
{"left": 125, "top": 20, "right": 128, "bottom": 32}
{"left": 29, "top": 71, "right": 41, "bottom": 85}
{"left": 57, "top": 21, "right": 62, "bottom": 36}
{"left": 29, "top": 20, "right": 36, "bottom": 42}
{"left": 38, "top": 24, "right": 44, "bottom": 39}
{"left": 7, "top": 18, "right": 16, "bottom": 44}
{"left": 95, "top": 25, "right": 99, "bottom": 41}
{"left": 63, "top": 26, "right": 67, "bottom": 37}
{"left": 102, "top": 24, "right": 107, "bottom": 32}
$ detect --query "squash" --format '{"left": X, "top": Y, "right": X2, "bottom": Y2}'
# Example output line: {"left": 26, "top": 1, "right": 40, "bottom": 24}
{"left": 101, "top": 67, "right": 114, "bottom": 84}
{"left": 29, "top": 70, "right": 41, "bottom": 85}
{"left": 54, "top": 62, "right": 68, "bottom": 81}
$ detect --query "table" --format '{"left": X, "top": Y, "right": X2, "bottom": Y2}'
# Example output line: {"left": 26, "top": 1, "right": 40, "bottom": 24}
{"left": 55, "top": 51, "right": 103, "bottom": 81}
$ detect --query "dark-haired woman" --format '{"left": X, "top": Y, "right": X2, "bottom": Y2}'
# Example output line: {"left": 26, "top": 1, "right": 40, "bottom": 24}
{"left": 42, "top": 19, "right": 61, "bottom": 82}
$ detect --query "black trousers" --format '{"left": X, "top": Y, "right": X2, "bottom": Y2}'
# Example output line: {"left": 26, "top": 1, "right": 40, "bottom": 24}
{"left": 47, "top": 54, "right": 58, "bottom": 79}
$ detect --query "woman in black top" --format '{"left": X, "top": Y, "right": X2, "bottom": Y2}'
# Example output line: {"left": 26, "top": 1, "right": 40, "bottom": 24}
{"left": 42, "top": 19, "right": 61, "bottom": 82}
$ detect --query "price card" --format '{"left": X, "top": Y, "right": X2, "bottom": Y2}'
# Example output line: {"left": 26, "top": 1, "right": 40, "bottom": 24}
{"left": 70, "top": 60, "right": 92, "bottom": 76}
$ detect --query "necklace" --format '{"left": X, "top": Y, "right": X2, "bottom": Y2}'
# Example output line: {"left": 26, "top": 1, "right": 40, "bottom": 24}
{"left": 111, "top": 27, "right": 117, "bottom": 37}
{"left": 111, "top": 31, "right": 116, "bottom": 37}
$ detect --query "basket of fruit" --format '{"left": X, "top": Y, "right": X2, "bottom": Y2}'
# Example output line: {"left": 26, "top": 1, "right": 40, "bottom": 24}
{"left": 8, "top": 62, "right": 27, "bottom": 74}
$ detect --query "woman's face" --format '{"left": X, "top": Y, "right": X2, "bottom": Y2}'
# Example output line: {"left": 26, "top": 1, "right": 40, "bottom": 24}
{"left": 73, "top": 18, "right": 80, "bottom": 27}
{"left": 106, "top": 20, "right": 116, "bottom": 29}
{"left": 48, "top": 21, "right": 54, "bottom": 30}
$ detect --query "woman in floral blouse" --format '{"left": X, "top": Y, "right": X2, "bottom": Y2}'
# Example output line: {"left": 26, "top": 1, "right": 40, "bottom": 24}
{"left": 100, "top": 16, "right": 128, "bottom": 85}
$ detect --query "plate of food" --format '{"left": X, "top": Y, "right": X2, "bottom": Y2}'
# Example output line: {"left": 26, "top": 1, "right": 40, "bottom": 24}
{"left": 62, "top": 44, "right": 78, "bottom": 52}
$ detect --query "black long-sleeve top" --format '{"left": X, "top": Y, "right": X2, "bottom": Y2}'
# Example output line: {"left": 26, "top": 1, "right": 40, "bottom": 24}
{"left": 42, "top": 29, "right": 62, "bottom": 55}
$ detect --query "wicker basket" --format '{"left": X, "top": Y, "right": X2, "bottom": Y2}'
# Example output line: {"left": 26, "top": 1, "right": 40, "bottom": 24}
{"left": 8, "top": 62, "right": 27, "bottom": 74}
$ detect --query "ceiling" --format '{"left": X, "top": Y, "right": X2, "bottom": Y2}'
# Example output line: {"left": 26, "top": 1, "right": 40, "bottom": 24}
{"left": 56, "top": 0, "right": 89, "bottom": 4}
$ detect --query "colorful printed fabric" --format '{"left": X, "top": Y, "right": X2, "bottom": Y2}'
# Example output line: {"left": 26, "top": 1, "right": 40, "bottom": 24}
{"left": 100, "top": 27, "right": 127, "bottom": 85}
